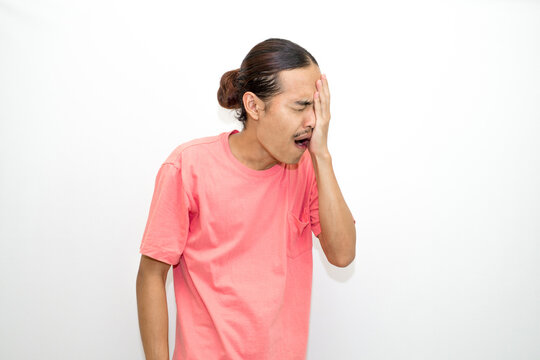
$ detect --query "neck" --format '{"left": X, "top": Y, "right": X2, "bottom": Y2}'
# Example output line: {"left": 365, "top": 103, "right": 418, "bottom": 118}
{"left": 229, "top": 126, "right": 279, "bottom": 171}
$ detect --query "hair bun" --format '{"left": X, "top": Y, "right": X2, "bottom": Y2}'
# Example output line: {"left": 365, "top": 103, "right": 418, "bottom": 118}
{"left": 217, "top": 69, "right": 240, "bottom": 109}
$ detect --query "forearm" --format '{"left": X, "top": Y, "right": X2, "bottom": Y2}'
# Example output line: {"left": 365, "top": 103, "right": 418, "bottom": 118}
{"left": 136, "top": 271, "right": 170, "bottom": 360}
{"left": 310, "top": 150, "right": 356, "bottom": 267}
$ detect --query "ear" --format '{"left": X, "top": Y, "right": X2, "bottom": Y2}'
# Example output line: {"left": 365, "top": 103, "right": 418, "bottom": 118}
{"left": 243, "top": 92, "right": 264, "bottom": 121}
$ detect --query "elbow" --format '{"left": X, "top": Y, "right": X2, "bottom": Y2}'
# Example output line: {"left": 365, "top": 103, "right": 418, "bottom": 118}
{"left": 332, "top": 236, "right": 356, "bottom": 268}
{"left": 320, "top": 229, "right": 356, "bottom": 268}
{"left": 331, "top": 246, "right": 356, "bottom": 268}
{"left": 333, "top": 253, "right": 355, "bottom": 268}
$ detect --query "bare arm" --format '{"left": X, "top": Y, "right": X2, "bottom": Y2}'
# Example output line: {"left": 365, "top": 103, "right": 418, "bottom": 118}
{"left": 308, "top": 74, "right": 356, "bottom": 268}
{"left": 136, "top": 255, "right": 171, "bottom": 360}
{"left": 311, "top": 152, "right": 356, "bottom": 267}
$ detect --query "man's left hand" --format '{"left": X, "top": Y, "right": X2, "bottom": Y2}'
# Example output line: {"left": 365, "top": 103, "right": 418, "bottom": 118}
{"left": 308, "top": 73, "right": 331, "bottom": 156}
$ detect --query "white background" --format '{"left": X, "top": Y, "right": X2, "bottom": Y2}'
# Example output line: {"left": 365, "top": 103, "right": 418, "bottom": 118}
{"left": 1, "top": 0, "right": 539, "bottom": 359}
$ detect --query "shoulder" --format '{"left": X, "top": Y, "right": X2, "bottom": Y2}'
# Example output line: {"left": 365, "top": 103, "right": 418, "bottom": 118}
{"left": 162, "top": 132, "right": 227, "bottom": 168}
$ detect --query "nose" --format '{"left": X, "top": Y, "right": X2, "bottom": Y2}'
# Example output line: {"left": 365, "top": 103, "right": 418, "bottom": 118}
{"left": 304, "top": 110, "right": 316, "bottom": 130}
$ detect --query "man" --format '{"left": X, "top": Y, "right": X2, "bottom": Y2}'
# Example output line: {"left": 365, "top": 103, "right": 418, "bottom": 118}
{"left": 136, "top": 38, "right": 356, "bottom": 360}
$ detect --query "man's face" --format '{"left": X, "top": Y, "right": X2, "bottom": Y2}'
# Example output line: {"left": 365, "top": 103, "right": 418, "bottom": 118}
{"left": 255, "top": 63, "right": 321, "bottom": 164}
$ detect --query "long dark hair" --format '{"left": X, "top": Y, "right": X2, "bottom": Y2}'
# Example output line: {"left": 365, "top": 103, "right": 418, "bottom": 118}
{"left": 217, "top": 38, "right": 318, "bottom": 129}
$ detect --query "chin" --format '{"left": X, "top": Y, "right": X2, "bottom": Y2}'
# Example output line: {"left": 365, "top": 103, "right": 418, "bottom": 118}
{"left": 273, "top": 145, "right": 305, "bottom": 165}
{"left": 285, "top": 152, "right": 304, "bottom": 165}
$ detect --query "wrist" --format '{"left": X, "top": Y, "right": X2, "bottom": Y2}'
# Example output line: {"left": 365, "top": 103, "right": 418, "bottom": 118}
{"left": 309, "top": 148, "right": 331, "bottom": 162}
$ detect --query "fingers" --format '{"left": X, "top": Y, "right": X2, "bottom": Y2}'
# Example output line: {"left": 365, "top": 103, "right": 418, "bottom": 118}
{"left": 315, "top": 74, "right": 330, "bottom": 120}
{"left": 321, "top": 74, "right": 330, "bottom": 100}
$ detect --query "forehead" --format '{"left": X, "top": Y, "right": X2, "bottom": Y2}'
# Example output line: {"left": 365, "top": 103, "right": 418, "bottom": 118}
{"left": 277, "top": 64, "right": 321, "bottom": 102}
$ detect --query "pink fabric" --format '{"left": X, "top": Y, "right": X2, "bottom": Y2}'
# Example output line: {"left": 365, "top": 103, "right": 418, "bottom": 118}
{"left": 140, "top": 129, "right": 321, "bottom": 359}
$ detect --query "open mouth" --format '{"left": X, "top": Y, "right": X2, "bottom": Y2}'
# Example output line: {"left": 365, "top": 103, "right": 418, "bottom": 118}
{"left": 294, "top": 138, "right": 310, "bottom": 149}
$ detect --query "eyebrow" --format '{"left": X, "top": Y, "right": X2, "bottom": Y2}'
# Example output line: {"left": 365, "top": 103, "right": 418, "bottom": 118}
{"left": 293, "top": 99, "right": 313, "bottom": 106}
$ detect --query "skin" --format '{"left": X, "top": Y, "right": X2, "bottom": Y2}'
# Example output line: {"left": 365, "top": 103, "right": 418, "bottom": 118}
{"left": 136, "top": 255, "right": 170, "bottom": 360}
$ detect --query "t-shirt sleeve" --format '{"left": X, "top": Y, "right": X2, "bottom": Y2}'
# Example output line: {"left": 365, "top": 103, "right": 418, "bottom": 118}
{"left": 139, "top": 162, "right": 191, "bottom": 266}
{"left": 309, "top": 176, "right": 322, "bottom": 238}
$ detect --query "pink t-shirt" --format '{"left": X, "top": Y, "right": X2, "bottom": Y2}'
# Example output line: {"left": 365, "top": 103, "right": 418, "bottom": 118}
{"left": 139, "top": 129, "right": 321, "bottom": 359}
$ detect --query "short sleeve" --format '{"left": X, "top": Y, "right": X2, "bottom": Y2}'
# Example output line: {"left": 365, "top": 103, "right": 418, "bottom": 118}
{"left": 139, "top": 162, "right": 191, "bottom": 265}
{"left": 309, "top": 176, "right": 322, "bottom": 238}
